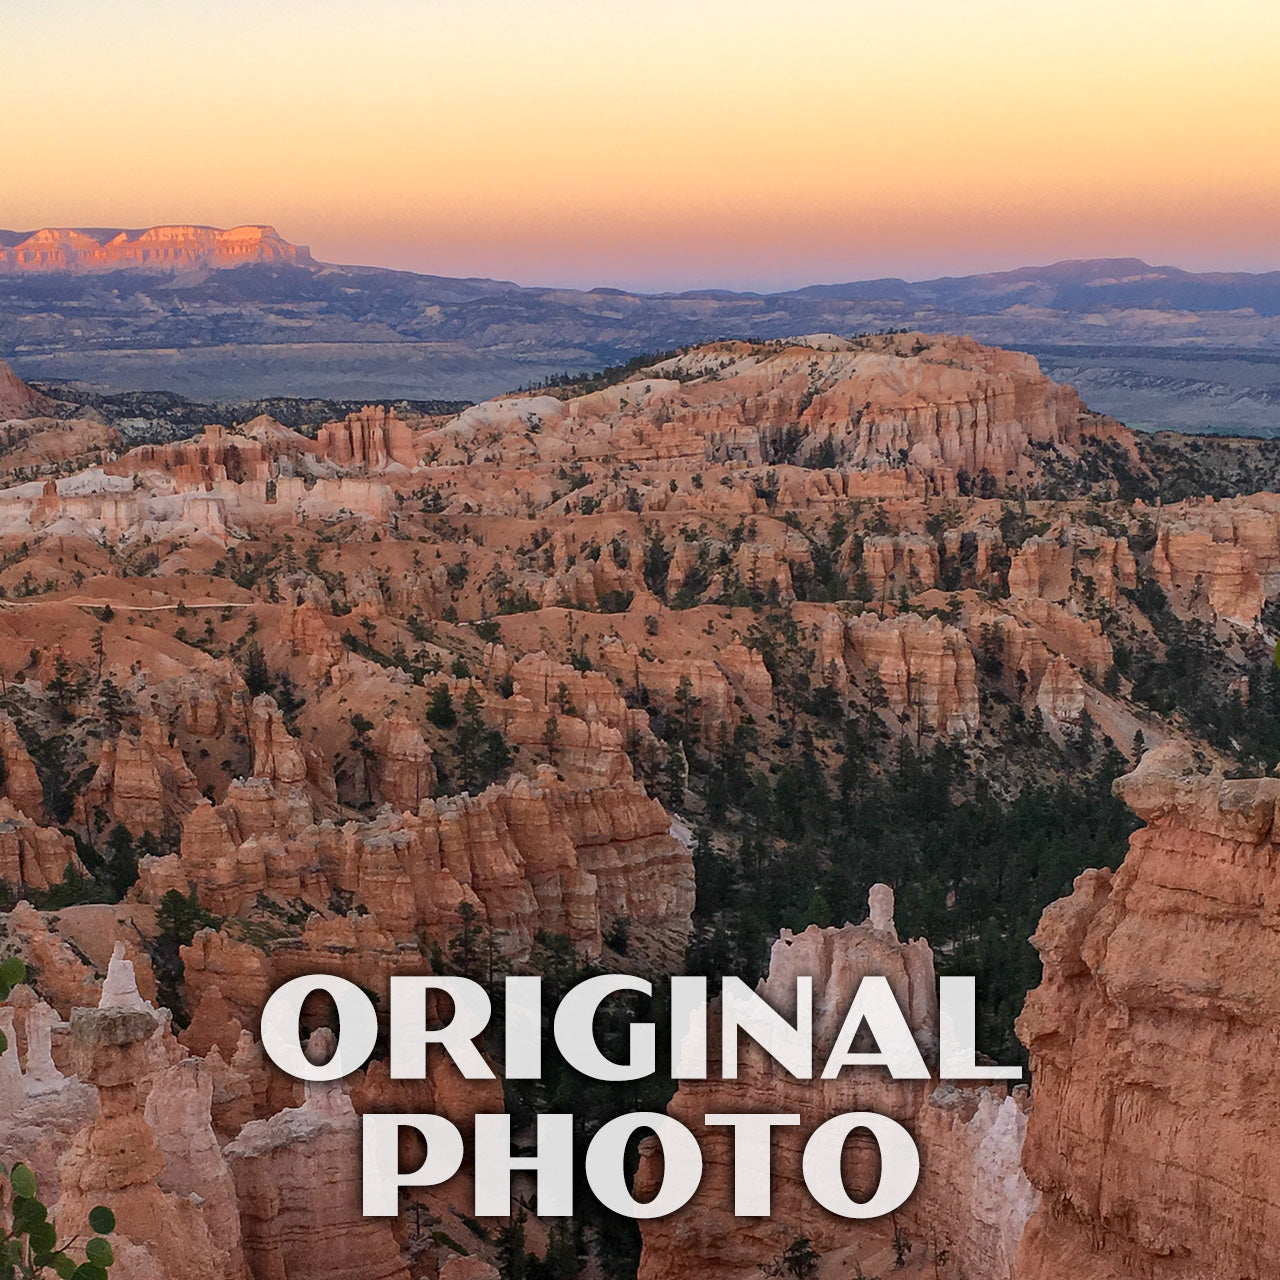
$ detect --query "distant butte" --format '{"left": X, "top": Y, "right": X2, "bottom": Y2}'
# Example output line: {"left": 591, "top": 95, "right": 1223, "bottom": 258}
{"left": 0, "top": 224, "right": 312, "bottom": 273}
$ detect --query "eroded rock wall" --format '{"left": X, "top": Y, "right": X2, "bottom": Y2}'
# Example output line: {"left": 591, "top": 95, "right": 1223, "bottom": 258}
{"left": 1016, "top": 742, "right": 1280, "bottom": 1279}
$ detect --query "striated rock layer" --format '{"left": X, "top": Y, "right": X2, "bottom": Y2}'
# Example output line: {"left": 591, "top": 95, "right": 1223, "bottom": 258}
{"left": 1017, "top": 741, "right": 1280, "bottom": 1280}
{"left": 0, "top": 225, "right": 311, "bottom": 273}
{"left": 440, "top": 333, "right": 1142, "bottom": 499}
{"left": 56, "top": 1000, "right": 251, "bottom": 1280}
{"left": 146, "top": 732, "right": 694, "bottom": 961}
{"left": 225, "top": 1030, "right": 409, "bottom": 1280}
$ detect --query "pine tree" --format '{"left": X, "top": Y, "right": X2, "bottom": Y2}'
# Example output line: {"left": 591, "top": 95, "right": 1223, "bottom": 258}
{"left": 98, "top": 678, "right": 127, "bottom": 732}
{"left": 241, "top": 642, "right": 271, "bottom": 697}
{"left": 426, "top": 683, "right": 456, "bottom": 729}
{"left": 104, "top": 824, "right": 139, "bottom": 899}
{"left": 456, "top": 685, "right": 485, "bottom": 789}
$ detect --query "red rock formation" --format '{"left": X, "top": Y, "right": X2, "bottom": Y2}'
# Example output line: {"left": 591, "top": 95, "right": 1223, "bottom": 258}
{"left": 1031, "top": 656, "right": 1086, "bottom": 727}
{"left": 225, "top": 1032, "right": 410, "bottom": 1280}
{"left": 179, "top": 931, "right": 272, "bottom": 1039}
{"left": 1152, "top": 520, "right": 1265, "bottom": 622}
{"left": 59, "top": 1005, "right": 250, "bottom": 1280}
{"left": 250, "top": 695, "right": 309, "bottom": 786}
{"left": 317, "top": 406, "right": 417, "bottom": 471}
{"left": 440, "top": 1260, "right": 500, "bottom": 1280}
{"left": 274, "top": 474, "right": 394, "bottom": 522}
{"left": 860, "top": 533, "right": 940, "bottom": 594}
{"left": 3, "top": 902, "right": 102, "bottom": 1014}
{"left": 0, "top": 799, "right": 79, "bottom": 891}
{"left": 180, "top": 985, "right": 245, "bottom": 1061}
{"left": 591, "top": 640, "right": 772, "bottom": 751}
{"left": 843, "top": 613, "right": 980, "bottom": 738}
{"left": 495, "top": 652, "right": 650, "bottom": 781}
{"left": 969, "top": 599, "right": 1115, "bottom": 733}
{"left": 0, "top": 418, "right": 122, "bottom": 478}
{"left": 0, "top": 225, "right": 311, "bottom": 273}
{"left": 1009, "top": 597, "right": 1114, "bottom": 679}
{"left": 1008, "top": 532, "right": 1136, "bottom": 605}
{"left": 436, "top": 333, "right": 1144, "bottom": 496}
{"left": 370, "top": 714, "right": 436, "bottom": 809}
{"left": 206, "top": 1034, "right": 269, "bottom": 1141}
{"left": 1139, "top": 495, "right": 1280, "bottom": 625}
{"left": 162, "top": 765, "right": 692, "bottom": 960}
{"left": 0, "top": 358, "right": 55, "bottom": 418}
{"left": 637, "top": 889, "right": 1036, "bottom": 1280}
{"left": 1017, "top": 742, "right": 1280, "bottom": 1280}
{"left": 0, "top": 1059, "right": 97, "bottom": 1218}
{"left": 0, "top": 711, "right": 46, "bottom": 820}
{"left": 912, "top": 1085, "right": 1037, "bottom": 1278}
{"left": 80, "top": 717, "right": 204, "bottom": 835}
{"left": 144, "top": 1056, "right": 251, "bottom": 1278}
{"left": 4, "top": 327, "right": 1266, "bottom": 1280}
{"left": 108, "top": 424, "right": 284, "bottom": 485}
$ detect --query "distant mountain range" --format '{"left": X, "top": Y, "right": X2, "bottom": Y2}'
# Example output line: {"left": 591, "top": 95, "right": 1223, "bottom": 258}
{"left": 2, "top": 226, "right": 1278, "bottom": 432}
{"left": 0, "top": 224, "right": 310, "bottom": 272}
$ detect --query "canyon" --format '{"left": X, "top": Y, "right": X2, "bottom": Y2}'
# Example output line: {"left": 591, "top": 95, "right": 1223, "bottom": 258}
{"left": 1, "top": 337, "right": 1278, "bottom": 1279}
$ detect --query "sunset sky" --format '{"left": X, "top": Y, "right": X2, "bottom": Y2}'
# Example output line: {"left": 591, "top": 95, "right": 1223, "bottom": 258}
{"left": 3, "top": 0, "right": 1277, "bottom": 291}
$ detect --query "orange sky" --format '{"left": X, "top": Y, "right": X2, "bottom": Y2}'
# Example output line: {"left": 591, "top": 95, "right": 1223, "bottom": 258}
{"left": 3, "top": 0, "right": 1277, "bottom": 289}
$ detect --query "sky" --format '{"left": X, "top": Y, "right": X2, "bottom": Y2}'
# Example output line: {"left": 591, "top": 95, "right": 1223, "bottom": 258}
{"left": 2, "top": 0, "right": 1278, "bottom": 292}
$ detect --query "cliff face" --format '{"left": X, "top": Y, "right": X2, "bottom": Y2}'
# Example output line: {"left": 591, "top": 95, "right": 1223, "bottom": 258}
{"left": 316, "top": 406, "right": 417, "bottom": 471}
{"left": 80, "top": 716, "right": 205, "bottom": 836}
{"left": 841, "top": 613, "right": 981, "bottom": 739}
{"left": 1016, "top": 742, "right": 1280, "bottom": 1280}
{"left": 0, "top": 799, "right": 80, "bottom": 893}
{"left": 1150, "top": 500, "right": 1280, "bottom": 623}
{"left": 0, "top": 712, "right": 47, "bottom": 820}
{"left": 0, "top": 225, "right": 312, "bottom": 273}
{"left": 153, "top": 759, "right": 693, "bottom": 963}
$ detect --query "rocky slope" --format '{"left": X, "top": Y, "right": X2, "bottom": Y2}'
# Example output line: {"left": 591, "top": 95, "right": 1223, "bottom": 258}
{"left": 0, "top": 357, "right": 56, "bottom": 419}
{"left": 437, "top": 334, "right": 1140, "bottom": 495}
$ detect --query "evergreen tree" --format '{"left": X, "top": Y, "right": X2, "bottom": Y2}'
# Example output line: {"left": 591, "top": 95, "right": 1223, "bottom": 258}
{"left": 456, "top": 685, "right": 486, "bottom": 789}
{"left": 103, "top": 824, "right": 139, "bottom": 899}
{"left": 98, "top": 679, "right": 127, "bottom": 732}
{"left": 241, "top": 642, "right": 271, "bottom": 697}
{"left": 426, "top": 683, "right": 456, "bottom": 729}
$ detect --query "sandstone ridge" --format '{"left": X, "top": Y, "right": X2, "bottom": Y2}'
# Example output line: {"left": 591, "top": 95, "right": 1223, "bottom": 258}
{"left": 0, "top": 225, "right": 312, "bottom": 273}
